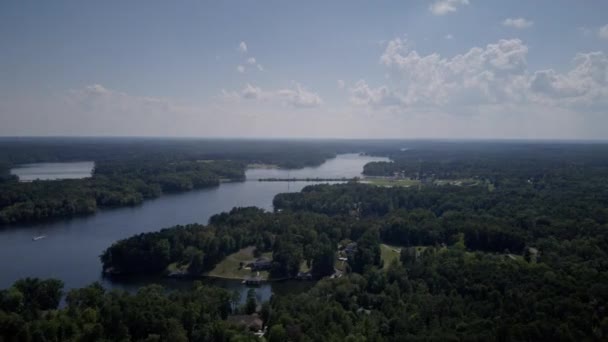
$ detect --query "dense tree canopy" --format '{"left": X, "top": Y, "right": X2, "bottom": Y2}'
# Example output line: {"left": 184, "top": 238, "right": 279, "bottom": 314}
{"left": 4, "top": 140, "right": 608, "bottom": 340}
{"left": 0, "top": 279, "right": 263, "bottom": 341}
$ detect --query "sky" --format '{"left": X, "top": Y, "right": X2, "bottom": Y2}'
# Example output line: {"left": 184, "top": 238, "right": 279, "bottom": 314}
{"left": 1, "top": 0, "right": 608, "bottom": 139}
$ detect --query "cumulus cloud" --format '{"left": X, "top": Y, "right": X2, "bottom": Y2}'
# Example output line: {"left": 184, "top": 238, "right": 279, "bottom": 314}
{"left": 350, "top": 80, "right": 404, "bottom": 107}
{"left": 445, "top": 34, "right": 454, "bottom": 40}
{"left": 599, "top": 24, "right": 608, "bottom": 40}
{"left": 529, "top": 52, "right": 608, "bottom": 107}
{"left": 353, "top": 37, "right": 608, "bottom": 113}
{"left": 277, "top": 83, "right": 323, "bottom": 108}
{"left": 503, "top": 17, "right": 534, "bottom": 29}
{"left": 231, "top": 83, "right": 323, "bottom": 108}
{"left": 237, "top": 65, "right": 245, "bottom": 73}
{"left": 377, "top": 38, "right": 528, "bottom": 107}
{"left": 429, "top": 0, "right": 469, "bottom": 16}
{"left": 241, "top": 83, "right": 262, "bottom": 99}
{"left": 238, "top": 41, "right": 248, "bottom": 53}
{"left": 70, "top": 84, "right": 171, "bottom": 112}
{"left": 246, "top": 57, "right": 256, "bottom": 65}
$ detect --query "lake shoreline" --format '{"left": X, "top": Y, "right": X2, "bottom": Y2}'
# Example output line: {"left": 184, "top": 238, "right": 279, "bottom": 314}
{"left": 0, "top": 153, "right": 390, "bottom": 291}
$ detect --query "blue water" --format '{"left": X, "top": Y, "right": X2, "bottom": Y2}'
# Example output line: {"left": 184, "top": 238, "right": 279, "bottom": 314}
{"left": 0, "top": 154, "right": 389, "bottom": 301}
{"left": 10, "top": 161, "right": 94, "bottom": 182}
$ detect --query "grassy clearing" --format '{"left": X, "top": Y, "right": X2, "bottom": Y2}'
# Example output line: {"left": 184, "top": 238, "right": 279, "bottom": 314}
{"left": 207, "top": 246, "right": 272, "bottom": 280}
{"left": 167, "top": 262, "right": 187, "bottom": 274}
{"left": 334, "top": 258, "right": 348, "bottom": 272}
{"left": 299, "top": 260, "right": 311, "bottom": 273}
{"left": 364, "top": 178, "right": 420, "bottom": 187}
{"left": 380, "top": 244, "right": 402, "bottom": 269}
{"left": 246, "top": 163, "right": 280, "bottom": 169}
{"left": 506, "top": 253, "right": 524, "bottom": 262}
{"left": 380, "top": 245, "right": 434, "bottom": 269}
{"left": 434, "top": 178, "right": 481, "bottom": 186}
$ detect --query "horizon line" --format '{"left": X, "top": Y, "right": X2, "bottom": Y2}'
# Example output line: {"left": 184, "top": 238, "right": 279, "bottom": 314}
{"left": 0, "top": 135, "right": 608, "bottom": 143}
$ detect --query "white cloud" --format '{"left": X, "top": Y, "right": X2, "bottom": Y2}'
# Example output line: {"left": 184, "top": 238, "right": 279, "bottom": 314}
{"left": 377, "top": 38, "right": 528, "bottom": 108}
{"left": 503, "top": 17, "right": 534, "bottom": 29}
{"left": 444, "top": 34, "right": 454, "bottom": 40}
{"left": 429, "top": 0, "right": 469, "bottom": 16}
{"left": 354, "top": 37, "right": 608, "bottom": 114}
{"left": 238, "top": 41, "right": 248, "bottom": 53}
{"left": 599, "top": 24, "right": 608, "bottom": 40}
{"left": 241, "top": 83, "right": 262, "bottom": 99}
{"left": 277, "top": 83, "right": 323, "bottom": 108}
{"left": 232, "top": 82, "right": 323, "bottom": 108}
{"left": 350, "top": 80, "right": 404, "bottom": 107}
{"left": 71, "top": 84, "right": 171, "bottom": 112}
{"left": 83, "top": 84, "right": 110, "bottom": 95}
{"left": 238, "top": 57, "right": 263, "bottom": 72}
{"left": 529, "top": 52, "right": 608, "bottom": 107}
{"left": 337, "top": 80, "right": 345, "bottom": 89}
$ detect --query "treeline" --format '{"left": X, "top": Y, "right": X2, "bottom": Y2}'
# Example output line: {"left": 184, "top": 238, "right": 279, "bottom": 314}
{"left": 0, "top": 137, "right": 365, "bottom": 169}
{"left": 362, "top": 141, "right": 608, "bottom": 181}
{"left": 275, "top": 169, "right": 608, "bottom": 253}
{"left": 0, "top": 160, "right": 245, "bottom": 225}
{"left": 0, "top": 278, "right": 266, "bottom": 341}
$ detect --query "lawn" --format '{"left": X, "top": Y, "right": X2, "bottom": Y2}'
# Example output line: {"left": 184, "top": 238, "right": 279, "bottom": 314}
{"left": 434, "top": 178, "right": 482, "bottom": 186}
{"left": 380, "top": 244, "right": 402, "bottom": 269}
{"left": 207, "top": 246, "right": 272, "bottom": 280}
{"left": 363, "top": 178, "right": 420, "bottom": 187}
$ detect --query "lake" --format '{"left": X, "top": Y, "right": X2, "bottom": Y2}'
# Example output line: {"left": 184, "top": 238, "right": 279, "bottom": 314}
{"left": 10, "top": 161, "right": 95, "bottom": 182}
{"left": 0, "top": 153, "right": 389, "bottom": 302}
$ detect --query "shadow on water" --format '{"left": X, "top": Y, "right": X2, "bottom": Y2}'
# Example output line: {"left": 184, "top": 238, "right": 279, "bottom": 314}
{"left": 102, "top": 273, "right": 315, "bottom": 305}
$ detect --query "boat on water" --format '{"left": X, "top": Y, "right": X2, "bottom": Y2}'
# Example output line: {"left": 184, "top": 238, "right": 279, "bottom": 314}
{"left": 32, "top": 235, "right": 46, "bottom": 241}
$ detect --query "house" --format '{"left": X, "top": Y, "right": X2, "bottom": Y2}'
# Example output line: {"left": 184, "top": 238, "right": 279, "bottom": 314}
{"left": 227, "top": 314, "right": 263, "bottom": 332}
{"left": 344, "top": 242, "right": 357, "bottom": 256}
{"left": 296, "top": 271, "right": 312, "bottom": 280}
{"left": 247, "top": 257, "right": 272, "bottom": 271}
{"left": 525, "top": 247, "right": 540, "bottom": 263}
{"left": 357, "top": 307, "right": 371, "bottom": 315}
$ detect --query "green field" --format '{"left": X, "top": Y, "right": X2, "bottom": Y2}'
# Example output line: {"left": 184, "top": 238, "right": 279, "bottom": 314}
{"left": 207, "top": 246, "right": 272, "bottom": 280}
{"left": 364, "top": 178, "right": 420, "bottom": 187}
{"left": 380, "top": 244, "right": 402, "bottom": 269}
{"left": 434, "top": 178, "right": 481, "bottom": 186}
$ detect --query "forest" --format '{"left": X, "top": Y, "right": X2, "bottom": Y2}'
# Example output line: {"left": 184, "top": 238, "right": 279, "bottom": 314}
{"left": 2, "top": 141, "right": 608, "bottom": 340}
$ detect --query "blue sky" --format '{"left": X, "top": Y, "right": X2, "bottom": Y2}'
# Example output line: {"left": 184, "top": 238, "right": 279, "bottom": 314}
{"left": 1, "top": 0, "right": 608, "bottom": 138}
